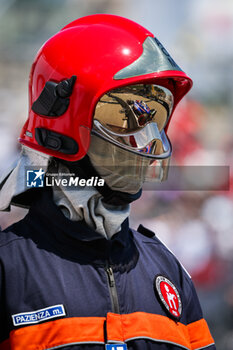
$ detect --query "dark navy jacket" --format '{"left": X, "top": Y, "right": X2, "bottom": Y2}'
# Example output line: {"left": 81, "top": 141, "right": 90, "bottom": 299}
{"left": 0, "top": 189, "right": 215, "bottom": 350}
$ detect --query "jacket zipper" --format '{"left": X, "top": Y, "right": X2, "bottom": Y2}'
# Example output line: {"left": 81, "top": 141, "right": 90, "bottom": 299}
{"left": 105, "top": 264, "right": 120, "bottom": 314}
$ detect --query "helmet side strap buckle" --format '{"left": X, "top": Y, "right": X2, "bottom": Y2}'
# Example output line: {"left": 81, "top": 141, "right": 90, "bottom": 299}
{"left": 31, "top": 76, "right": 77, "bottom": 117}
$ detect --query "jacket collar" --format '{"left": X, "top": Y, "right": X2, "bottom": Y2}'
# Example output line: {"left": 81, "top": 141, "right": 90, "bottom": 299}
{"left": 19, "top": 188, "right": 138, "bottom": 270}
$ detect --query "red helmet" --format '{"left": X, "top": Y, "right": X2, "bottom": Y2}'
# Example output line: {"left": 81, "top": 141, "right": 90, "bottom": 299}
{"left": 19, "top": 14, "right": 192, "bottom": 162}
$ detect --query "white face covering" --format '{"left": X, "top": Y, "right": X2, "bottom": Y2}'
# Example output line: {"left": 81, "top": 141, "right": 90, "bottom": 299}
{"left": 52, "top": 162, "right": 130, "bottom": 240}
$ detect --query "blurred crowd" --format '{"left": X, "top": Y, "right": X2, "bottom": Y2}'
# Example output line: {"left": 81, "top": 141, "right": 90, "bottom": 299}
{"left": 131, "top": 98, "right": 233, "bottom": 348}
{"left": 0, "top": 0, "right": 233, "bottom": 348}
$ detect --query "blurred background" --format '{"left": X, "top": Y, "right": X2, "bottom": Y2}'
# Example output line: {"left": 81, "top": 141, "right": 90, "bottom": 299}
{"left": 0, "top": 0, "right": 232, "bottom": 348}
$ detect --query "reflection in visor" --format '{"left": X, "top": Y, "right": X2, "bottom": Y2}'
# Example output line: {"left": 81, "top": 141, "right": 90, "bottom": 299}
{"left": 128, "top": 99, "right": 156, "bottom": 126}
{"left": 93, "top": 84, "right": 173, "bottom": 159}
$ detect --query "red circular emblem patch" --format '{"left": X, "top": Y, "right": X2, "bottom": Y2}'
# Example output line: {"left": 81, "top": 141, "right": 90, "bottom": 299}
{"left": 155, "top": 276, "right": 182, "bottom": 319}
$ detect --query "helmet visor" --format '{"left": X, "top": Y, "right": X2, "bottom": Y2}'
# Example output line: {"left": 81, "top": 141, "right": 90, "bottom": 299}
{"left": 93, "top": 84, "right": 173, "bottom": 159}
{"left": 88, "top": 134, "right": 170, "bottom": 187}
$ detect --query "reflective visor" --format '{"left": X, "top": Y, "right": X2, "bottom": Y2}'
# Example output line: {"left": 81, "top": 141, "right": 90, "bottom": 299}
{"left": 88, "top": 134, "right": 170, "bottom": 184}
{"left": 93, "top": 84, "right": 173, "bottom": 159}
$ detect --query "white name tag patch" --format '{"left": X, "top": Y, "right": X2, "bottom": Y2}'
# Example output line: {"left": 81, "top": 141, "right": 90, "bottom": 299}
{"left": 12, "top": 304, "right": 66, "bottom": 326}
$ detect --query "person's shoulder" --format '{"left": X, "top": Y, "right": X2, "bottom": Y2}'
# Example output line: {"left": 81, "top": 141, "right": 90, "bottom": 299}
{"left": 0, "top": 218, "right": 28, "bottom": 250}
{"left": 131, "top": 224, "right": 192, "bottom": 280}
{"left": 132, "top": 223, "right": 172, "bottom": 250}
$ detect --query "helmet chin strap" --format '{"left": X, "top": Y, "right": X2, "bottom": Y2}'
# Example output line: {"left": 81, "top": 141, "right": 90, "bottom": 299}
{"left": 57, "top": 156, "right": 142, "bottom": 206}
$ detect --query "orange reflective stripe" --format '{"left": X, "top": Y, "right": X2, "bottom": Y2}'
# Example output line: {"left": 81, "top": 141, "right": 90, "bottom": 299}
{"left": 107, "top": 312, "right": 215, "bottom": 350}
{"left": 107, "top": 312, "right": 190, "bottom": 348}
{"left": 1, "top": 313, "right": 215, "bottom": 350}
{"left": 8, "top": 317, "right": 105, "bottom": 350}
{"left": 123, "top": 312, "right": 190, "bottom": 348}
{"left": 106, "top": 312, "right": 124, "bottom": 342}
{"left": 187, "top": 318, "right": 215, "bottom": 350}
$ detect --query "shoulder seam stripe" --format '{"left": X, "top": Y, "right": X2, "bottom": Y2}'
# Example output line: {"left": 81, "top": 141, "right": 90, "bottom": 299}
{"left": 124, "top": 336, "right": 189, "bottom": 350}
{"left": 194, "top": 343, "right": 215, "bottom": 350}
{"left": 43, "top": 341, "right": 105, "bottom": 350}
